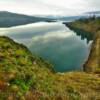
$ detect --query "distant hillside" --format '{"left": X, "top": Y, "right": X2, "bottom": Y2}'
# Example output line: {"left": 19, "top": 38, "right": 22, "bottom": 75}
{"left": 84, "top": 11, "right": 100, "bottom": 16}
{"left": 58, "top": 16, "right": 86, "bottom": 22}
{"left": 0, "top": 11, "right": 52, "bottom": 27}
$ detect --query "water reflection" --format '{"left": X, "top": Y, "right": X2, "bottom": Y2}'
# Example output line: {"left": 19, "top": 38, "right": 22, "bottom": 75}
{"left": 0, "top": 22, "right": 91, "bottom": 72}
{"left": 64, "top": 24, "right": 93, "bottom": 43}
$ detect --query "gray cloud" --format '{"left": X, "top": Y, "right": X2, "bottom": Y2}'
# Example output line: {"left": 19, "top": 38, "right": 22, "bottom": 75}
{"left": 0, "top": 0, "right": 99, "bottom": 16}
{"left": 87, "top": 0, "right": 100, "bottom": 10}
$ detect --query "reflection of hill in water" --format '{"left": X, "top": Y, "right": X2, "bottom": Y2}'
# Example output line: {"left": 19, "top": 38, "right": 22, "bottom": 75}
{"left": 64, "top": 24, "right": 93, "bottom": 43}
{"left": 0, "top": 22, "right": 91, "bottom": 72}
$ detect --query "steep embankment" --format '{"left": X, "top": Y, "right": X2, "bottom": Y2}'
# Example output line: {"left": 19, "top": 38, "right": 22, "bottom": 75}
{"left": 64, "top": 17, "right": 100, "bottom": 72}
{"left": 84, "top": 33, "right": 100, "bottom": 72}
{"left": 0, "top": 36, "right": 100, "bottom": 100}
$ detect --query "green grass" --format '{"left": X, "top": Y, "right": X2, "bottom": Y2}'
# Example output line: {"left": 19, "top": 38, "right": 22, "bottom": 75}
{"left": 0, "top": 36, "right": 100, "bottom": 100}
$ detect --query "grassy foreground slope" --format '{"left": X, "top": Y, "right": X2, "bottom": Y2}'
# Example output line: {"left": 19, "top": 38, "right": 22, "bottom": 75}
{"left": 64, "top": 17, "right": 100, "bottom": 73}
{"left": 0, "top": 36, "right": 100, "bottom": 100}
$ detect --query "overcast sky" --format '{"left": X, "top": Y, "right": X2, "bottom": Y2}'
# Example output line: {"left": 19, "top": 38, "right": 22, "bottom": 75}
{"left": 0, "top": 0, "right": 100, "bottom": 16}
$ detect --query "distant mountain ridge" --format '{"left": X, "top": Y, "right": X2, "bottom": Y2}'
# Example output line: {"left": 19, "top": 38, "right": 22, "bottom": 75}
{"left": 0, "top": 11, "right": 52, "bottom": 27}
{"left": 84, "top": 11, "right": 100, "bottom": 15}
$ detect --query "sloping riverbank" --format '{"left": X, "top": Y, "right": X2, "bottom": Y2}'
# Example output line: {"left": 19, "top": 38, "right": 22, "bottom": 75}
{"left": 64, "top": 17, "right": 100, "bottom": 73}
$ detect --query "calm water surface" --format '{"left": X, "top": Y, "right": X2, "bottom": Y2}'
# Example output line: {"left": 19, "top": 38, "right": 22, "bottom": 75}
{"left": 0, "top": 22, "right": 91, "bottom": 72}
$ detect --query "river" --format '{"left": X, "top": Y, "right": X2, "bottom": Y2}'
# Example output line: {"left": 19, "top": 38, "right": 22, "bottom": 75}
{"left": 0, "top": 22, "right": 91, "bottom": 72}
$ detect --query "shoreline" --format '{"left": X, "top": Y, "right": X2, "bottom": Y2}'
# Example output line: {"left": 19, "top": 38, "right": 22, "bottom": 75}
{"left": 64, "top": 17, "right": 100, "bottom": 72}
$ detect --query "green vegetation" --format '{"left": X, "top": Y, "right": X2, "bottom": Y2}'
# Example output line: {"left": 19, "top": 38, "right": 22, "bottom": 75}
{"left": 0, "top": 36, "right": 100, "bottom": 100}
{"left": 65, "top": 17, "right": 100, "bottom": 73}
{"left": 65, "top": 16, "right": 100, "bottom": 37}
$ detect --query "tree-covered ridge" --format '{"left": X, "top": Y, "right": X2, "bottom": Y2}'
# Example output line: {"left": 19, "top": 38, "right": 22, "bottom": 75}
{"left": 0, "top": 11, "right": 52, "bottom": 27}
{"left": 0, "top": 36, "right": 100, "bottom": 100}
{"left": 64, "top": 17, "right": 100, "bottom": 37}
